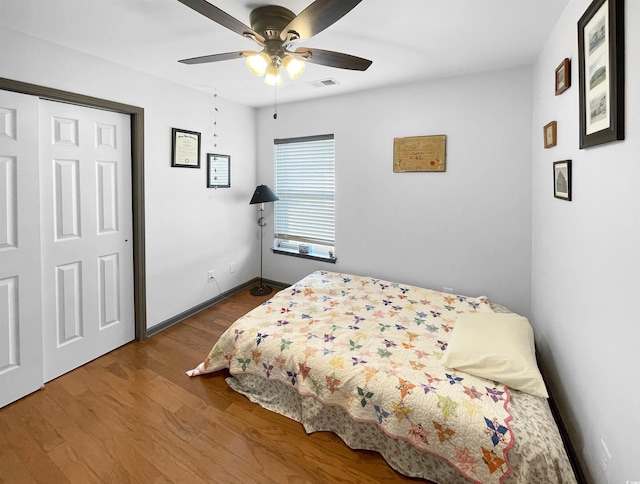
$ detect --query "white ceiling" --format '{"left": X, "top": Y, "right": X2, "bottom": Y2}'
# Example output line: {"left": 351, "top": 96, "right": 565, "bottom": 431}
{"left": 0, "top": 0, "right": 569, "bottom": 108}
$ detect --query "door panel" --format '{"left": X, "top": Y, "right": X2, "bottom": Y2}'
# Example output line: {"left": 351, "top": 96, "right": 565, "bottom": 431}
{"left": 0, "top": 90, "right": 43, "bottom": 408}
{"left": 40, "top": 100, "right": 134, "bottom": 382}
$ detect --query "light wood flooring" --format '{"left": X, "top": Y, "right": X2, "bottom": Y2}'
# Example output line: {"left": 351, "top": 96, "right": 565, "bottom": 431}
{"left": 0, "top": 287, "right": 426, "bottom": 483}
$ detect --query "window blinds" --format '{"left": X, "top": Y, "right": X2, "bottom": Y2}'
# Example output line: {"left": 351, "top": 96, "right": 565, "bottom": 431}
{"left": 274, "top": 134, "right": 335, "bottom": 248}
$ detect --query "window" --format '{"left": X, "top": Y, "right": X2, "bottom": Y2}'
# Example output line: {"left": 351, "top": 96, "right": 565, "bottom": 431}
{"left": 273, "top": 134, "right": 335, "bottom": 259}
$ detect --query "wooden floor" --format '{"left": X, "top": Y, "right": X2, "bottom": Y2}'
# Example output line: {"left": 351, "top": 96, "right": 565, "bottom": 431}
{"left": 0, "top": 287, "right": 426, "bottom": 483}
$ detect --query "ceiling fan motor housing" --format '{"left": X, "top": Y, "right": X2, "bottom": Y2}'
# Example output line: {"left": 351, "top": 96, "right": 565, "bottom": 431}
{"left": 250, "top": 6, "right": 296, "bottom": 41}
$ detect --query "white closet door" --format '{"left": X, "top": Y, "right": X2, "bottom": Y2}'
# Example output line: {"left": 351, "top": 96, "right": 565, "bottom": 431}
{"left": 39, "top": 100, "right": 134, "bottom": 382}
{"left": 0, "top": 90, "right": 44, "bottom": 407}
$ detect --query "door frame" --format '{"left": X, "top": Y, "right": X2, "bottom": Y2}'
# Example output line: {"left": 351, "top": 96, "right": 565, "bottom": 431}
{"left": 0, "top": 77, "right": 146, "bottom": 341}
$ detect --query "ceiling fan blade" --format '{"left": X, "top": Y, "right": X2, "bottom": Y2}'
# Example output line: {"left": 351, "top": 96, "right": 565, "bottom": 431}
{"left": 281, "top": 0, "right": 362, "bottom": 41}
{"left": 177, "top": 0, "right": 265, "bottom": 43}
{"left": 296, "top": 48, "right": 372, "bottom": 71}
{"left": 179, "top": 50, "right": 255, "bottom": 65}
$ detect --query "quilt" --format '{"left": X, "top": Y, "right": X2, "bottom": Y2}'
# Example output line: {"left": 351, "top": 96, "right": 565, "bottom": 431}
{"left": 189, "top": 271, "right": 517, "bottom": 483}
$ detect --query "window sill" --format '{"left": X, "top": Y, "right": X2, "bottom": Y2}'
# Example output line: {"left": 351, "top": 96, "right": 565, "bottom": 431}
{"left": 272, "top": 248, "right": 337, "bottom": 264}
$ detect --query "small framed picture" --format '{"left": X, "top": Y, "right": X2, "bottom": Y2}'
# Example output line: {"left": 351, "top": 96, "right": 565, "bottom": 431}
{"left": 171, "top": 128, "right": 201, "bottom": 168}
{"left": 553, "top": 160, "right": 572, "bottom": 201}
{"left": 544, "top": 121, "right": 557, "bottom": 148}
{"left": 555, "top": 58, "right": 571, "bottom": 95}
{"left": 207, "top": 153, "right": 230, "bottom": 188}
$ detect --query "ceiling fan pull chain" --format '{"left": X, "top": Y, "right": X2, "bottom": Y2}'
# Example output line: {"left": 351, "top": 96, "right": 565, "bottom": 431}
{"left": 273, "top": 84, "right": 278, "bottom": 120}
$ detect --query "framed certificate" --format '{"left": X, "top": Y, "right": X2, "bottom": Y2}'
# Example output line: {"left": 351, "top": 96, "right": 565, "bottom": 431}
{"left": 393, "top": 134, "right": 446, "bottom": 173}
{"left": 207, "top": 153, "right": 230, "bottom": 188}
{"left": 171, "top": 128, "right": 201, "bottom": 168}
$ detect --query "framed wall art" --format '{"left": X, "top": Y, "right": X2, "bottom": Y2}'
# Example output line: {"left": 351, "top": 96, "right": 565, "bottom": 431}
{"left": 393, "top": 134, "right": 446, "bottom": 172}
{"left": 553, "top": 160, "right": 572, "bottom": 201}
{"left": 171, "top": 128, "right": 201, "bottom": 168}
{"left": 555, "top": 58, "right": 571, "bottom": 95}
{"left": 577, "top": 0, "right": 625, "bottom": 149}
{"left": 207, "top": 153, "right": 230, "bottom": 188}
{"left": 544, "top": 121, "right": 557, "bottom": 148}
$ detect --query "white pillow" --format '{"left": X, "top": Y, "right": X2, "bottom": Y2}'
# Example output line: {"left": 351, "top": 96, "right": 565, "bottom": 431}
{"left": 441, "top": 312, "right": 548, "bottom": 398}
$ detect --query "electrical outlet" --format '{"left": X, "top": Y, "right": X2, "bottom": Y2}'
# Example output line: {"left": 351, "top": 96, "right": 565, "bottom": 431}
{"left": 207, "top": 269, "right": 216, "bottom": 282}
{"left": 600, "top": 438, "right": 612, "bottom": 484}
{"left": 230, "top": 261, "right": 237, "bottom": 274}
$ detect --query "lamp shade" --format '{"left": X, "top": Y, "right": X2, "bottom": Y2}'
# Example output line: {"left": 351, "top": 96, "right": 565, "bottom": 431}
{"left": 263, "top": 64, "right": 283, "bottom": 86}
{"left": 246, "top": 52, "right": 269, "bottom": 77}
{"left": 283, "top": 55, "right": 305, "bottom": 80}
{"left": 250, "top": 184, "right": 279, "bottom": 205}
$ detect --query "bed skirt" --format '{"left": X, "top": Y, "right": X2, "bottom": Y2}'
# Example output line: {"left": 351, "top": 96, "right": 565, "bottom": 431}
{"left": 226, "top": 373, "right": 576, "bottom": 484}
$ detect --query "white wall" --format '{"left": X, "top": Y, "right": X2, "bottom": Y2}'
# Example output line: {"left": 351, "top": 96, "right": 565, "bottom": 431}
{"left": 257, "top": 67, "right": 534, "bottom": 316}
{"left": 1, "top": 27, "right": 259, "bottom": 329}
{"left": 531, "top": 1, "right": 640, "bottom": 483}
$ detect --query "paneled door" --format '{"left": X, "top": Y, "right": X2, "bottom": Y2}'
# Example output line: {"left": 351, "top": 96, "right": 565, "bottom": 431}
{"left": 0, "top": 90, "right": 44, "bottom": 407}
{"left": 39, "top": 100, "right": 134, "bottom": 382}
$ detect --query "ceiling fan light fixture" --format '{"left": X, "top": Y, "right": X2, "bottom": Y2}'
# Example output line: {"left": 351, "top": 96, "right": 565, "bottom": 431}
{"left": 264, "top": 64, "right": 283, "bottom": 86}
{"left": 177, "top": 1, "right": 373, "bottom": 88}
{"left": 246, "top": 52, "right": 270, "bottom": 77}
{"left": 283, "top": 55, "right": 305, "bottom": 80}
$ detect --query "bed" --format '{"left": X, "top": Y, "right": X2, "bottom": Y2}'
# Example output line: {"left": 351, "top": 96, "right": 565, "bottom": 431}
{"left": 188, "top": 271, "right": 576, "bottom": 483}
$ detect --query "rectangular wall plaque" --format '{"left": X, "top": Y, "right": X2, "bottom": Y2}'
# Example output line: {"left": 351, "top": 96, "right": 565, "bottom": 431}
{"left": 393, "top": 135, "right": 446, "bottom": 172}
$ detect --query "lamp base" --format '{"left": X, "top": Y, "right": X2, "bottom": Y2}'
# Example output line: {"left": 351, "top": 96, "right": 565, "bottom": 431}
{"left": 250, "top": 284, "right": 273, "bottom": 297}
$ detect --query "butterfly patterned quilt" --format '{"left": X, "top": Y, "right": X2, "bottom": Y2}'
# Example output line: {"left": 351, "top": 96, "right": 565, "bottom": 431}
{"left": 188, "top": 271, "right": 525, "bottom": 483}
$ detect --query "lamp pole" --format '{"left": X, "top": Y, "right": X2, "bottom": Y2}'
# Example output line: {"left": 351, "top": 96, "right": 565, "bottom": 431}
{"left": 249, "top": 185, "right": 279, "bottom": 297}
{"left": 251, "top": 203, "right": 271, "bottom": 296}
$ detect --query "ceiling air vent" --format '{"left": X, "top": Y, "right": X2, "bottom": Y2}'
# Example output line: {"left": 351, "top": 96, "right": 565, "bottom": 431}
{"left": 307, "top": 78, "right": 340, "bottom": 88}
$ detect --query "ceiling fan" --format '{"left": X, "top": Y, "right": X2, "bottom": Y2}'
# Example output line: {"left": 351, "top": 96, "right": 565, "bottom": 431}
{"left": 176, "top": 0, "right": 372, "bottom": 86}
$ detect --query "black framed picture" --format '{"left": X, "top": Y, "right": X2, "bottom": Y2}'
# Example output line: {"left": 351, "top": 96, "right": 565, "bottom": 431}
{"left": 207, "top": 153, "right": 230, "bottom": 188}
{"left": 171, "top": 128, "right": 201, "bottom": 168}
{"left": 553, "top": 160, "right": 572, "bottom": 201}
{"left": 577, "top": 0, "right": 625, "bottom": 149}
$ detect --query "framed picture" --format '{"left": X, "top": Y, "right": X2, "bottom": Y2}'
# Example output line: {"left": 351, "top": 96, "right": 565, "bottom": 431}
{"left": 544, "top": 121, "right": 557, "bottom": 148}
{"left": 393, "top": 135, "right": 446, "bottom": 172}
{"left": 555, "top": 58, "right": 571, "bottom": 95}
{"left": 577, "top": 0, "right": 625, "bottom": 149}
{"left": 553, "top": 160, "right": 572, "bottom": 201}
{"left": 171, "top": 128, "right": 201, "bottom": 168}
{"left": 207, "top": 153, "right": 230, "bottom": 188}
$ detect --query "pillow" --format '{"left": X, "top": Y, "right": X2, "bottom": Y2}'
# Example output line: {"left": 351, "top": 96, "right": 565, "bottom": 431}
{"left": 441, "top": 312, "right": 548, "bottom": 398}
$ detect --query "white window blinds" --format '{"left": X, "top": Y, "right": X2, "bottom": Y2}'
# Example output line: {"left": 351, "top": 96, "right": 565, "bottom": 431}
{"left": 274, "top": 134, "right": 335, "bottom": 248}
